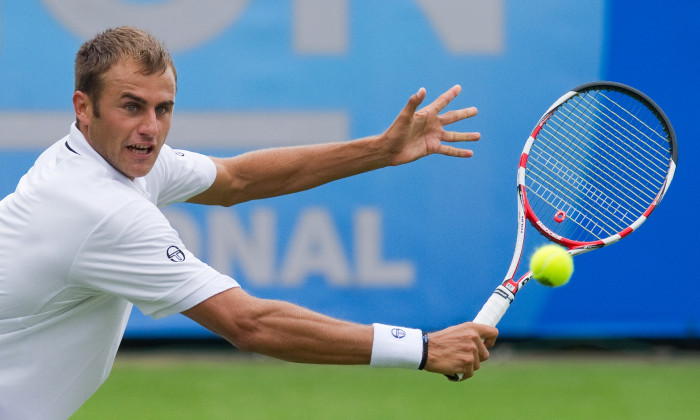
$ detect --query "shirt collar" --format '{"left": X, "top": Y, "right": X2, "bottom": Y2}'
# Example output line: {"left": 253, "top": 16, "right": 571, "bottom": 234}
{"left": 66, "top": 123, "right": 151, "bottom": 198}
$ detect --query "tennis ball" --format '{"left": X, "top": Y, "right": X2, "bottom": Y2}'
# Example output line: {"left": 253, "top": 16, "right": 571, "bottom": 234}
{"left": 529, "top": 244, "right": 573, "bottom": 287}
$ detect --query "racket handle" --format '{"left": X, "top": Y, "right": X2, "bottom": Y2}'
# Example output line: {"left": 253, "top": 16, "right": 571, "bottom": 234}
{"left": 472, "top": 285, "right": 514, "bottom": 327}
{"left": 446, "top": 286, "right": 514, "bottom": 382}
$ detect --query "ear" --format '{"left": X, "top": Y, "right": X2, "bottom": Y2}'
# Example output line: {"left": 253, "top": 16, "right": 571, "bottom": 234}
{"left": 73, "top": 91, "right": 92, "bottom": 127}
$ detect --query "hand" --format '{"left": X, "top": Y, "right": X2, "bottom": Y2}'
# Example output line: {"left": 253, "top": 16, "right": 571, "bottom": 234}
{"left": 381, "top": 85, "right": 481, "bottom": 166}
{"left": 423, "top": 322, "right": 498, "bottom": 381}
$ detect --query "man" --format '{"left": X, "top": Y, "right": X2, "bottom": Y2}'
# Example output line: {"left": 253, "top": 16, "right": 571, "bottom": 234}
{"left": 0, "top": 27, "right": 498, "bottom": 418}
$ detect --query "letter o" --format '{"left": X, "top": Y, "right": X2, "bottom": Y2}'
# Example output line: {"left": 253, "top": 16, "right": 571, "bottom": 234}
{"left": 42, "top": 0, "right": 249, "bottom": 52}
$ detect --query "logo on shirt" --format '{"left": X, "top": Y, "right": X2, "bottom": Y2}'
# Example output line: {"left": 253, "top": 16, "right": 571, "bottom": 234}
{"left": 167, "top": 245, "right": 186, "bottom": 262}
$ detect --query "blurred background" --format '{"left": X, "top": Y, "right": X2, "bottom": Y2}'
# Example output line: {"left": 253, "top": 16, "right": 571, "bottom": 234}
{"left": 1, "top": 0, "right": 698, "bottom": 344}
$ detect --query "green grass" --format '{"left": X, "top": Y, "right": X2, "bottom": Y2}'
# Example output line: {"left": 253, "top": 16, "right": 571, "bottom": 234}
{"left": 73, "top": 354, "right": 700, "bottom": 419}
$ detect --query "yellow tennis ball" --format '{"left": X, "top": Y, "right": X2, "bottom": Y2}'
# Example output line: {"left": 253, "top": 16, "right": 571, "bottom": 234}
{"left": 529, "top": 244, "right": 573, "bottom": 287}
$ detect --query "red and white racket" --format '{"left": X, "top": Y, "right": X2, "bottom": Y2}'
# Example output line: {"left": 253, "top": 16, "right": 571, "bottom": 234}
{"left": 448, "top": 81, "right": 678, "bottom": 380}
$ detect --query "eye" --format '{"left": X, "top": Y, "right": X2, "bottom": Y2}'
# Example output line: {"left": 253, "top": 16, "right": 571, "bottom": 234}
{"left": 125, "top": 103, "right": 138, "bottom": 112}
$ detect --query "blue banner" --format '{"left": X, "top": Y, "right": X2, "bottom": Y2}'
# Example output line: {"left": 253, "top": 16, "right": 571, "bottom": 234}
{"left": 0, "top": 0, "right": 697, "bottom": 339}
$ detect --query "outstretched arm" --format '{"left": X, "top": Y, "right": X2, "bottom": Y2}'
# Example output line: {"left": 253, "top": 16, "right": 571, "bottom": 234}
{"left": 183, "top": 287, "right": 498, "bottom": 380}
{"left": 187, "top": 85, "right": 480, "bottom": 207}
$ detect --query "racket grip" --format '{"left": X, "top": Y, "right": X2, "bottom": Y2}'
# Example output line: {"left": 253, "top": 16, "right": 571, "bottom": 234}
{"left": 446, "top": 286, "right": 514, "bottom": 382}
{"left": 472, "top": 285, "right": 514, "bottom": 327}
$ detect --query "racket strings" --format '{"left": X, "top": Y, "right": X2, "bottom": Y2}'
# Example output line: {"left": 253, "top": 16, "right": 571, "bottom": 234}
{"left": 574, "top": 92, "right": 670, "bottom": 175}
{"left": 528, "top": 154, "right": 628, "bottom": 238}
{"left": 527, "top": 179, "right": 609, "bottom": 239}
{"left": 529, "top": 139, "right": 660, "bottom": 239}
{"left": 539, "top": 110, "right": 658, "bottom": 213}
{"left": 587, "top": 91, "right": 672, "bottom": 163}
{"left": 532, "top": 92, "right": 669, "bottom": 233}
{"left": 526, "top": 88, "right": 672, "bottom": 242}
{"left": 531, "top": 126, "right": 651, "bottom": 236}
{"left": 549, "top": 94, "right": 668, "bottom": 201}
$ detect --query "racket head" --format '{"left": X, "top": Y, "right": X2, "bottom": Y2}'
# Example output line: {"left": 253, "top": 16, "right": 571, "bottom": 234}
{"left": 519, "top": 81, "right": 677, "bottom": 250}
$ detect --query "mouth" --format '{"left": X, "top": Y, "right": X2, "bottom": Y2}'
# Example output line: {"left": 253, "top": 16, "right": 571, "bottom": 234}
{"left": 127, "top": 144, "right": 154, "bottom": 155}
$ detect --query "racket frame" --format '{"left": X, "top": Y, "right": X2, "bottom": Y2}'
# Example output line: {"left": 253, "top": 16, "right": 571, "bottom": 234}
{"left": 472, "top": 81, "right": 677, "bottom": 327}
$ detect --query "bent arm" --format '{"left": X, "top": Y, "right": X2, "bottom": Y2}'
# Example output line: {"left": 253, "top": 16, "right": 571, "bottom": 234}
{"left": 183, "top": 288, "right": 373, "bottom": 364}
{"left": 183, "top": 287, "right": 498, "bottom": 379}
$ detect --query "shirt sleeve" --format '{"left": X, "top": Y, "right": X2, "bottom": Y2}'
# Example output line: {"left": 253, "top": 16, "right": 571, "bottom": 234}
{"left": 145, "top": 144, "right": 217, "bottom": 207}
{"left": 69, "top": 197, "right": 239, "bottom": 319}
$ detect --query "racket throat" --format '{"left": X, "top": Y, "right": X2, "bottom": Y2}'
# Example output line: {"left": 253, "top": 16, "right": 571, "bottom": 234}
{"left": 493, "top": 284, "right": 515, "bottom": 303}
{"left": 473, "top": 285, "right": 515, "bottom": 327}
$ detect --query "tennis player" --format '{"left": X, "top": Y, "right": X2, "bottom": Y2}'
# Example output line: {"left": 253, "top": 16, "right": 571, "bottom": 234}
{"left": 0, "top": 26, "right": 498, "bottom": 419}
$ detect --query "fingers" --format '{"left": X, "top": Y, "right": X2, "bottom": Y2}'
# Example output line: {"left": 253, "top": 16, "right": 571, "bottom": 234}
{"left": 434, "top": 132, "right": 479, "bottom": 158}
{"left": 460, "top": 330, "right": 489, "bottom": 378}
{"left": 387, "top": 85, "right": 479, "bottom": 164}
{"left": 435, "top": 145, "right": 474, "bottom": 158}
{"left": 473, "top": 322, "right": 499, "bottom": 346}
{"left": 426, "top": 322, "right": 498, "bottom": 382}
{"left": 410, "top": 86, "right": 478, "bottom": 129}
{"left": 422, "top": 88, "right": 479, "bottom": 150}
{"left": 414, "top": 86, "right": 477, "bottom": 125}
{"left": 483, "top": 334, "right": 498, "bottom": 348}
{"left": 476, "top": 338, "right": 491, "bottom": 362}
{"left": 439, "top": 107, "right": 478, "bottom": 125}
{"left": 425, "top": 84, "right": 462, "bottom": 114}
{"left": 450, "top": 358, "right": 484, "bottom": 382}
{"left": 442, "top": 131, "right": 481, "bottom": 143}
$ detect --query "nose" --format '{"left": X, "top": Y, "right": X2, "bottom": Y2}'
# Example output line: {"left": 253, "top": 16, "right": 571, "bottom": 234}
{"left": 138, "top": 109, "right": 158, "bottom": 138}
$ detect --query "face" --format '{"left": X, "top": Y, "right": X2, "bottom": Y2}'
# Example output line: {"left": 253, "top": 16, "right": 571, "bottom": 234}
{"left": 74, "top": 59, "right": 176, "bottom": 180}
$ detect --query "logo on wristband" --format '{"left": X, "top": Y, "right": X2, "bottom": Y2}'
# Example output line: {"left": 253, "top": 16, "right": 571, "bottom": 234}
{"left": 391, "top": 328, "right": 406, "bottom": 339}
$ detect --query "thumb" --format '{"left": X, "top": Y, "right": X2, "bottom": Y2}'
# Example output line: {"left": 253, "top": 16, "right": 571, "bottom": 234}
{"left": 404, "top": 87, "right": 426, "bottom": 115}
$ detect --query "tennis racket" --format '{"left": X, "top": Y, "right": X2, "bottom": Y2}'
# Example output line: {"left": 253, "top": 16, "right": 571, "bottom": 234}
{"left": 448, "top": 81, "right": 678, "bottom": 381}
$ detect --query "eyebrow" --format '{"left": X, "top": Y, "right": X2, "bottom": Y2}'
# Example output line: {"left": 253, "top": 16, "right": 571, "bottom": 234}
{"left": 121, "top": 93, "right": 175, "bottom": 108}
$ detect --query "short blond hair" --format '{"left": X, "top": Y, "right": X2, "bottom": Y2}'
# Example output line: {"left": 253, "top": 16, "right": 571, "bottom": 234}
{"left": 74, "top": 26, "right": 176, "bottom": 118}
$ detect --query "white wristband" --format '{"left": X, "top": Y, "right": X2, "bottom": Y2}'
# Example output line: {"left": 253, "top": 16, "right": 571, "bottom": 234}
{"left": 370, "top": 323, "right": 424, "bottom": 369}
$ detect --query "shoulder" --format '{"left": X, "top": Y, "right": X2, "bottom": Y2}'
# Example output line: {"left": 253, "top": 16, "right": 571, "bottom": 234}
{"left": 22, "top": 146, "right": 146, "bottom": 223}
{"left": 150, "top": 144, "right": 216, "bottom": 180}
{"left": 145, "top": 144, "right": 217, "bottom": 207}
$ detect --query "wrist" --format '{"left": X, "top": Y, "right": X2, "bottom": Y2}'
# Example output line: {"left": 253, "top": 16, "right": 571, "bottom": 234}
{"left": 361, "top": 134, "right": 394, "bottom": 169}
{"left": 370, "top": 323, "right": 427, "bottom": 369}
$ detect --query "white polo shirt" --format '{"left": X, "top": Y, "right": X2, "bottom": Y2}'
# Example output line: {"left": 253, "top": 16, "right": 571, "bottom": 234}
{"left": 0, "top": 124, "right": 239, "bottom": 419}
